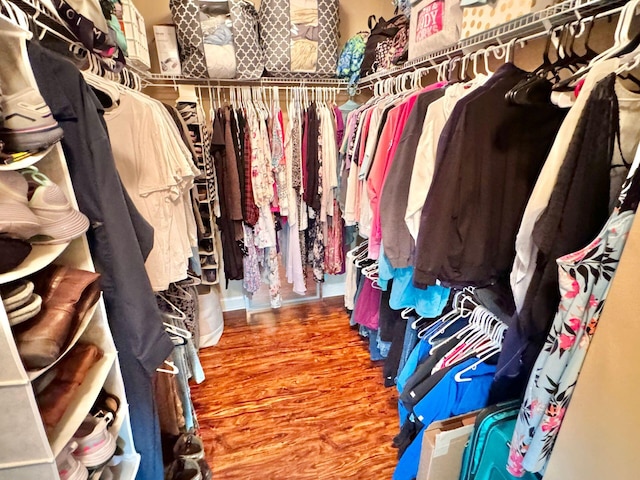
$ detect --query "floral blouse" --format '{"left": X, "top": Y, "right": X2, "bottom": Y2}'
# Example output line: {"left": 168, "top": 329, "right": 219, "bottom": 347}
{"left": 507, "top": 208, "right": 636, "bottom": 476}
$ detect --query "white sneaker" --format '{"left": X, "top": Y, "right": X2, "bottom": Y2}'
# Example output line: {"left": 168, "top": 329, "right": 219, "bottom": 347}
{"left": 21, "top": 167, "right": 90, "bottom": 245}
{"left": 0, "top": 171, "right": 40, "bottom": 240}
{"left": 0, "top": 88, "right": 63, "bottom": 153}
{"left": 56, "top": 441, "right": 89, "bottom": 480}
{"left": 72, "top": 413, "right": 116, "bottom": 468}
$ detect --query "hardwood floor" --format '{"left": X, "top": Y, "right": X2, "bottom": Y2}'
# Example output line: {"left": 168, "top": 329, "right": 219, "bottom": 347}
{"left": 191, "top": 298, "right": 399, "bottom": 479}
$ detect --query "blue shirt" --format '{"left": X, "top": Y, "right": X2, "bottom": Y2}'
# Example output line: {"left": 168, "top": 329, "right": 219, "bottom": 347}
{"left": 393, "top": 359, "right": 496, "bottom": 480}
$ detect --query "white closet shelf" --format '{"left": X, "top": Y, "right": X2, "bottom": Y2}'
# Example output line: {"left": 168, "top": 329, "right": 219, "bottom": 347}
{"left": 0, "top": 144, "right": 54, "bottom": 171}
{"left": 142, "top": 72, "right": 348, "bottom": 88}
{"left": 47, "top": 351, "right": 117, "bottom": 457}
{"left": 359, "top": 0, "right": 628, "bottom": 86}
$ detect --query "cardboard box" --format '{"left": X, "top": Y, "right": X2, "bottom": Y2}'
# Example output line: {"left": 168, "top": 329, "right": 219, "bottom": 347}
{"left": 154, "top": 25, "right": 182, "bottom": 75}
{"left": 417, "top": 411, "right": 479, "bottom": 480}
{"left": 461, "top": 0, "right": 561, "bottom": 39}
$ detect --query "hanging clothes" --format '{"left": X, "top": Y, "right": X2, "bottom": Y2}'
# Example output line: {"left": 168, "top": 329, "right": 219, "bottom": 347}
{"left": 379, "top": 88, "right": 445, "bottom": 268}
{"left": 412, "top": 63, "right": 566, "bottom": 289}
{"left": 27, "top": 42, "right": 172, "bottom": 480}
{"left": 493, "top": 74, "right": 640, "bottom": 402}
{"left": 508, "top": 149, "right": 640, "bottom": 476}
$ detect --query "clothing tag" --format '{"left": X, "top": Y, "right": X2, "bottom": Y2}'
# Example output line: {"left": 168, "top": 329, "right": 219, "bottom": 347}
{"left": 416, "top": 0, "right": 444, "bottom": 42}
{"left": 410, "top": 391, "right": 416, "bottom": 398}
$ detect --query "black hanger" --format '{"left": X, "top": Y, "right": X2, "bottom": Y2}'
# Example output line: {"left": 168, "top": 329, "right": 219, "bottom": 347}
{"left": 506, "top": 29, "right": 558, "bottom": 106}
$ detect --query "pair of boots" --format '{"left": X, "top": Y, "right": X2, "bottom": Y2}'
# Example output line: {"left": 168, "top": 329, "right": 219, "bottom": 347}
{"left": 165, "top": 432, "right": 213, "bottom": 480}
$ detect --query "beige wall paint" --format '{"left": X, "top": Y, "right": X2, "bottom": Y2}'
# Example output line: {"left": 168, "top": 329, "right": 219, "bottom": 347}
{"left": 134, "top": 0, "right": 396, "bottom": 74}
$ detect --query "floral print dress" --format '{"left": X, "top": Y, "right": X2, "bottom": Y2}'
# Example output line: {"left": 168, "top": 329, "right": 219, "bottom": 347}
{"left": 507, "top": 207, "right": 636, "bottom": 476}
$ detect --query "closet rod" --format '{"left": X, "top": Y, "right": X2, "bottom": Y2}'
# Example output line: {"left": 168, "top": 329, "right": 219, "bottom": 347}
{"left": 359, "top": 0, "right": 627, "bottom": 86}
{"left": 144, "top": 74, "right": 348, "bottom": 89}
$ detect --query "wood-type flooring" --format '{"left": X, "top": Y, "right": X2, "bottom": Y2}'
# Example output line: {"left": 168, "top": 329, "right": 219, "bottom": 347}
{"left": 191, "top": 298, "right": 399, "bottom": 479}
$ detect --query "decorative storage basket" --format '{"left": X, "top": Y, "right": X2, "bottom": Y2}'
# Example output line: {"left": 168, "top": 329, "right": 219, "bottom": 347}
{"left": 259, "top": 0, "right": 340, "bottom": 77}
{"left": 461, "top": 0, "right": 561, "bottom": 39}
{"left": 121, "top": 0, "right": 151, "bottom": 70}
{"left": 409, "top": 0, "right": 463, "bottom": 62}
{"left": 230, "top": 0, "right": 265, "bottom": 79}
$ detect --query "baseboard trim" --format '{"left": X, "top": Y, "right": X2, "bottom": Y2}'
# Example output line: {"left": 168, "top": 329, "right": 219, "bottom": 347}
{"left": 221, "top": 296, "right": 246, "bottom": 312}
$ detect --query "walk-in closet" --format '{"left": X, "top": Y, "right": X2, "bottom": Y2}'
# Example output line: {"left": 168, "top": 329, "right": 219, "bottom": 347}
{"left": 0, "top": 0, "right": 639, "bottom": 479}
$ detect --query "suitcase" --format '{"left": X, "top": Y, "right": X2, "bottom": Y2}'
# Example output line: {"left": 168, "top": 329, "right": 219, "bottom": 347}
{"left": 459, "top": 400, "right": 541, "bottom": 480}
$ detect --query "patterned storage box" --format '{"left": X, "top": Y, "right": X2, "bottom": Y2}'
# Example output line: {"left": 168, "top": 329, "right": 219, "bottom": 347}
{"left": 259, "top": 0, "right": 340, "bottom": 77}
{"left": 461, "top": 0, "right": 561, "bottom": 39}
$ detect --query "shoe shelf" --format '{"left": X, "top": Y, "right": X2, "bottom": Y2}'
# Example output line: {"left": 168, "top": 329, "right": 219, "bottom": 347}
{"left": 47, "top": 351, "right": 117, "bottom": 457}
{"left": 0, "top": 124, "right": 139, "bottom": 476}
{"left": 27, "top": 300, "right": 101, "bottom": 381}
{"left": 0, "top": 144, "right": 54, "bottom": 172}
{"left": 178, "top": 100, "right": 222, "bottom": 287}
{"left": 0, "top": 144, "right": 89, "bottom": 286}
{"left": 111, "top": 453, "right": 141, "bottom": 480}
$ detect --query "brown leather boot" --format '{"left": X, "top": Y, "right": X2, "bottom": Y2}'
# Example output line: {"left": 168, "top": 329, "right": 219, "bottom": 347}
{"left": 14, "top": 265, "right": 101, "bottom": 369}
{"left": 37, "top": 343, "right": 103, "bottom": 430}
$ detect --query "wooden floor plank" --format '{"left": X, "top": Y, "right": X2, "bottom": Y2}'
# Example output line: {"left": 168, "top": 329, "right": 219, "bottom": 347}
{"left": 191, "top": 298, "right": 399, "bottom": 479}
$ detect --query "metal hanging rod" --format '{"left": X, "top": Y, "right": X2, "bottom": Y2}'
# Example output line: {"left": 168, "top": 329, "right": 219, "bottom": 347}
{"left": 144, "top": 73, "right": 349, "bottom": 89}
{"left": 359, "top": 0, "right": 628, "bottom": 86}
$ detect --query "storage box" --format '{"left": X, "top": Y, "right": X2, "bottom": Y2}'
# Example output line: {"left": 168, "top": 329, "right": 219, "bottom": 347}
{"left": 417, "top": 411, "right": 479, "bottom": 480}
{"left": 409, "top": 0, "right": 464, "bottom": 62}
{"left": 154, "top": 25, "right": 182, "bottom": 75}
{"left": 461, "top": 0, "right": 561, "bottom": 39}
{"left": 121, "top": 0, "right": 151, "bottom": 70}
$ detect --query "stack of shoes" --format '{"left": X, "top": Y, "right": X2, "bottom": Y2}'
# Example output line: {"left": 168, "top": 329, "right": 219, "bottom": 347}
{"left": 166, "top": 432, "right": 213, "bottom": 480}
{"left": 0, "top": 280, "right": 42, "bottom": 325}
{"left": 56, "top": 441, "right": 89, "bottom": 480}
{"left": 36, "top": 342, "right": 104, "bottom": 430}
{"left": 71, "top": 413, "right": 117, "bottom": 469}
{"left": 0, "top": 87, "right": 64, "bottom": 154}
{"left": 12, "top": 265, "right": 101, "bottom": 369}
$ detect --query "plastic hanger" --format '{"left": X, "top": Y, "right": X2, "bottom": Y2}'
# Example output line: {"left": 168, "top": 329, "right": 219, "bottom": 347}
{"left": 163, "top": 321, "right": 192, "bottom": 340}
{"left": 156, "top": 293, "right": 187, "bottom": 320}
{"left": 157, "top": 360, "right": 179, "bottom": 375}
{"left": 555, "top": 1, "right": 640, "bottom": 90}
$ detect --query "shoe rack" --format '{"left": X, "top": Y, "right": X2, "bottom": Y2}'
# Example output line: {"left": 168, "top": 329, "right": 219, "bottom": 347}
{"left": 0, "top": 143, "right": 140, "bottom": 479}
{"left": 178, "top": 100, "right": 221, "bottom": 286}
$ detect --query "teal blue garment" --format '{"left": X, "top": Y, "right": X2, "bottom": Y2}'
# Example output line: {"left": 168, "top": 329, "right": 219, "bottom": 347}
{"left": 390, "top": 266, "right": 450, "bottom": 318}
{"left": 393, "top": 359, "right": 496, "bottom": 480}
{"left": 396, "top": 338, "right": 433, "bottom": 425}
{"left": 108, "top": 14, "right": 128, "bottom": 55}
{"left": 336, "top": 32, "right": 368, "bottom": 85}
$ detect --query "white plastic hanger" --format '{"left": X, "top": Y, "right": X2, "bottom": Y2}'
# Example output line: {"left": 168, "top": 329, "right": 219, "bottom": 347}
{"left": 156, "top": 293, "right": 187, "bottom": 320}
{"left": 157, "top": 360, "right": 179, "bottom": 375}
{"left": 163, "top": 321, "right": 192, "bottom": 340}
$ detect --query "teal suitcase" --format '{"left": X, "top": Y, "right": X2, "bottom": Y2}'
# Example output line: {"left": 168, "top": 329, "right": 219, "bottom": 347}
{"left": 459, "top": 400, "right": 540, "bottom": 480}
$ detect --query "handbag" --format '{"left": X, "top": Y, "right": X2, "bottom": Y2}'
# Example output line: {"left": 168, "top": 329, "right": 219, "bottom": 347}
{"left": 229, "top": 0, "right": 265, "bottom": 79}
{"left": 360, "top": 14, "right": 407, "bottom": 78}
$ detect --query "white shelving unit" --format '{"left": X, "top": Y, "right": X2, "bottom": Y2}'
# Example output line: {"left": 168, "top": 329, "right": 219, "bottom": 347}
{"left": 0, "top": 145, "right": 139, "bottom": 478}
